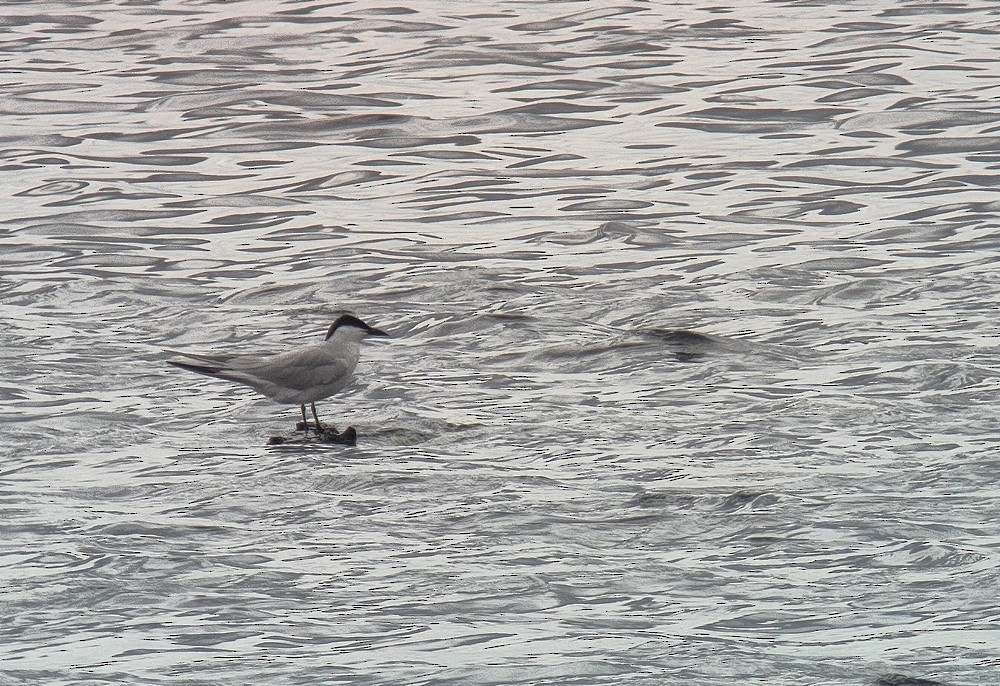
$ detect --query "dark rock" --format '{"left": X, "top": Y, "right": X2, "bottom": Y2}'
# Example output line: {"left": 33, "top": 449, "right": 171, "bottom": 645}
{"left": 266, "top": 424, "right": 358, "bottom": 447}
{"left": 318, "top": 425, "right": 357, "bottom": 446}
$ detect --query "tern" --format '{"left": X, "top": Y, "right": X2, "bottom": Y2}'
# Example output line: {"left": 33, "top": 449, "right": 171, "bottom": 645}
{"left": 167, "top": 314, "right": 389, "bottom": 432}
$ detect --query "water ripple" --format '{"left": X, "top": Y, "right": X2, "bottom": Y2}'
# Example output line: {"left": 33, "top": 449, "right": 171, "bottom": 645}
{"left": 1, "top": 1, "right": 997, "bottom": 685}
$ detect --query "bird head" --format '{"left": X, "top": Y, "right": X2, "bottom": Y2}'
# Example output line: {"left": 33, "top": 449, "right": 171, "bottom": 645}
{"left": 325, "top": 314, "right": 389, "bottom": 341}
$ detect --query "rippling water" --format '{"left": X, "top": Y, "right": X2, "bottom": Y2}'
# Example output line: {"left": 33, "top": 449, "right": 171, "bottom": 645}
{"left": 2, "top": 1, "right": 999, "bottom": 684}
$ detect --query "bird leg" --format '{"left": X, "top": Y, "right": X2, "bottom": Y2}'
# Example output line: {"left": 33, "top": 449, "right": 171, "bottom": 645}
{"left": 297, "top": 403, "right": 334, "bottom": 434}
{"left": 311, "top": 402, "right": 335, "bottom": 434}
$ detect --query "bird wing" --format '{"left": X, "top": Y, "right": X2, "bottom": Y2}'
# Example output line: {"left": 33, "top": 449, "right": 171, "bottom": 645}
{"left": 233, "top": 346, "right": 354, "bottom": 392}
{"left": 166, "top": 344, "right": 356, "bottom": 403}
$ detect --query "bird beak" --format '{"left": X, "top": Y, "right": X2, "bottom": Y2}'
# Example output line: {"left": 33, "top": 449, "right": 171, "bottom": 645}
{"left": 368, "top": 327, "right": 390, "bottom": 337}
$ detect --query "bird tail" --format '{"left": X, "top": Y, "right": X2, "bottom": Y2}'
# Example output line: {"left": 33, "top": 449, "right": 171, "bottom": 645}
{"left": 166, "top": 353, "right": 261, "bottom": 393}
{"left": 166, "top": 358, "right": 238, "bottom": 378}
{"left": 167, "top": 359, "right": 225, "bottom": 376}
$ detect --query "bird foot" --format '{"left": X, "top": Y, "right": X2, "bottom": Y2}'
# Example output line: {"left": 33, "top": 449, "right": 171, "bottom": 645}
{"left": 284, "top": 423, "right": 357, "bottom": 446}
{"left": 295, "top": 420, "right": 334, "bottom": 434}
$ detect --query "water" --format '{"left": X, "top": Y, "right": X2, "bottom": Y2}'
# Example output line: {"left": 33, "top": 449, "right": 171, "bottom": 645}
{"left": 1, "top": 1, "right": 998, "bottom": 684}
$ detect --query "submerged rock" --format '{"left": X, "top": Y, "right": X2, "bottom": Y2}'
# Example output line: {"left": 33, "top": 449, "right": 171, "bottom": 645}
{"left": 640, "top": 327, "right": 719, "bottom": 361}
{"left": 875, "top": 676, "right": 946, "bottom": 686}
{"left": 267, "top": 425, "right": 358, "bottom": 446}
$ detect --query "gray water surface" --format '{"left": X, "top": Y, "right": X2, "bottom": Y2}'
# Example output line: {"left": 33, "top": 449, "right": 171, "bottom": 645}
{"left": 1, "top": 1, "right": 999, "bottom": 684}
